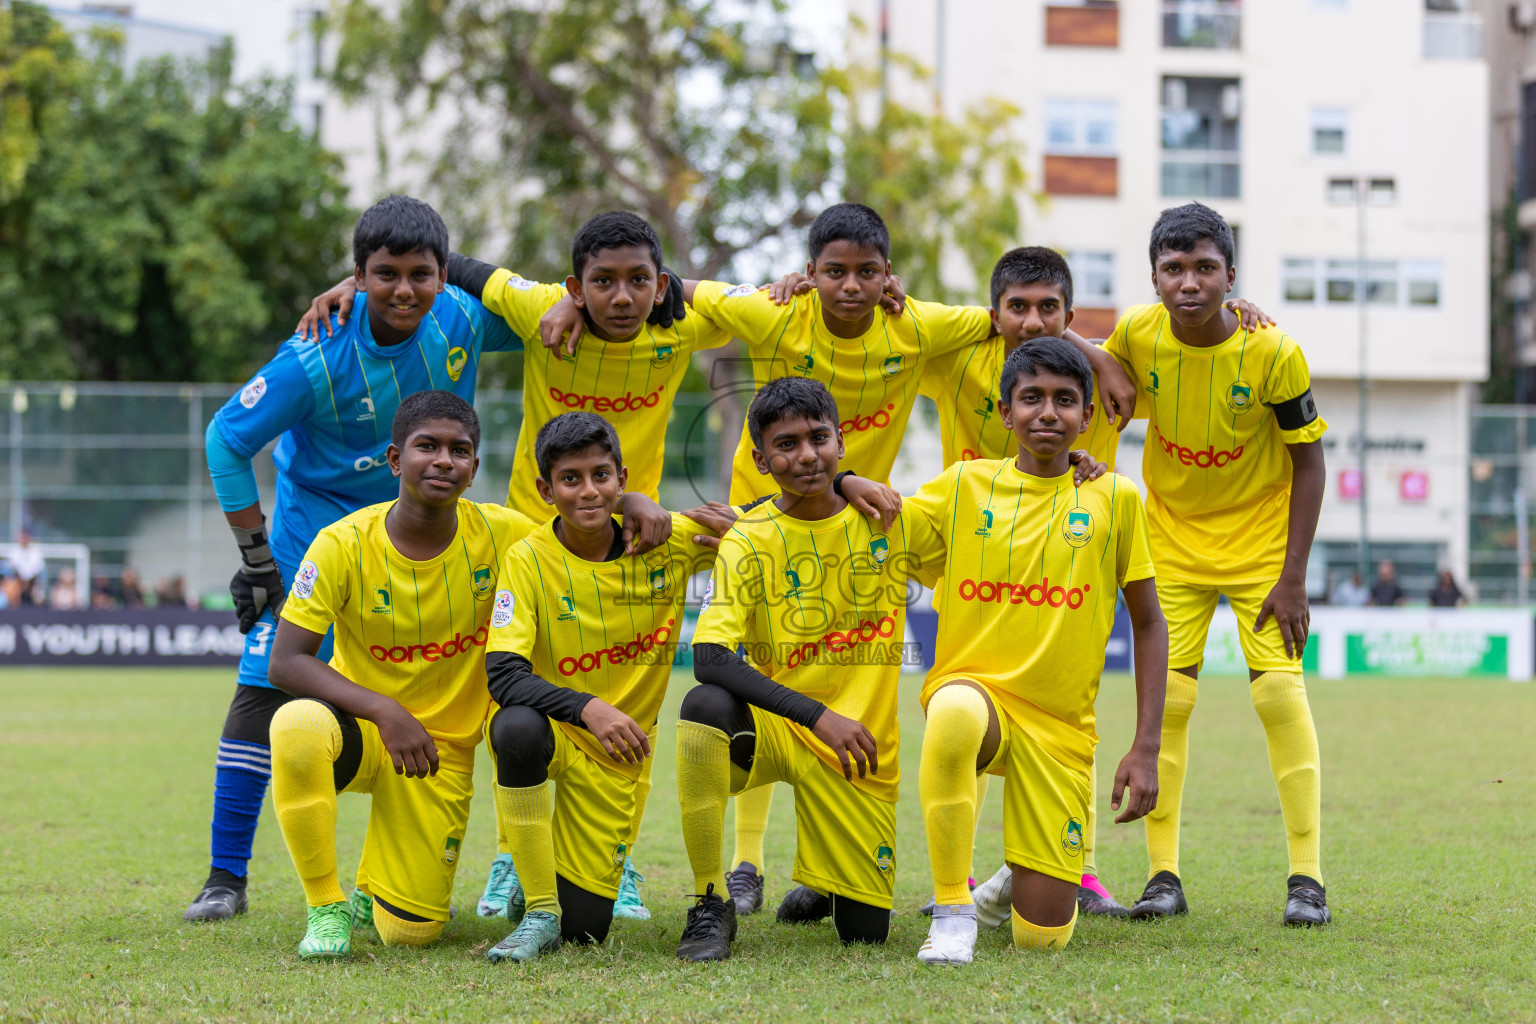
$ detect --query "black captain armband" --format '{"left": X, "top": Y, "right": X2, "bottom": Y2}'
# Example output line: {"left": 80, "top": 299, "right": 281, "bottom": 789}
{"left": 1271, "top": 389, "right": 1319, "bottom": 432}
{"left": 445, "top": 252, "right": 499, "bottom": 298}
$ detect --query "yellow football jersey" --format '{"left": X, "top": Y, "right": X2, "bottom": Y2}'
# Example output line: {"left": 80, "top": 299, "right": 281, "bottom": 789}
{"left": 906, "top": 462, "right": 1154, "bottom": 772}
{"left": 485, "top": 513, "right": 716, "bottom": 779}
{"left": 1103, "top": 304, "right": 1328, "bottom": 585}
{"left": 691, "top": 501, "right": 945, "bottom": 801}
{"left": 690, "top": 281, "right": 993, "bottom": 503}
{"left": 281, "top": 500, "right": 537, "bottom": 773}
{"left": 478, "top": 269, "right": 732, "bottom": 520}
{"left": 917, "top": 338, "right": 1122, "bottom": 469}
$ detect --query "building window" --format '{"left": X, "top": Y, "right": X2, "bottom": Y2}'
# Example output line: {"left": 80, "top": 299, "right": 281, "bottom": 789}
{"left": 1283, "top": 258, "right": 1442, "bottom": 308}
{"left": 1162, "top": 0, "right": 1241, "bottom": 50}
{"left": 1044, "top": 100, "right": 1118, "bottom": 156}
{"left": 1161, "top": 76, "right": 1240, "bottom": 198}
{"left": 1311, "top": 108, "right": 1346, "bottom": 154}
{"left": 1521, "top": 81, "right": 1536, "bottom": 203}
{"left": 1068, "top": 252, "right": 1115, "bottom": 305}
{"left": 1045, "top": 1, "right": 1120, "bottom": 47}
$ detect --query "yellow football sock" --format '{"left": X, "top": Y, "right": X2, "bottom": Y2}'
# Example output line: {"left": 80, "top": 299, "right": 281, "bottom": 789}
{"left": 1145, "top": 670, "right": 1198, "bottom": 879}
{"left": 1011, "top": 907, "right": 1077, "bottom": 949}
{"left": 731, "top": 783, "right": 773, "bottom": 871}
{"left": 495, "top": 783, "right": 559, "bottom": 917}
{"left": 374, "top": 901, "right": 444, "bottom": 946}
{"left": 677, "top": 720, "right": 731, "bottom": 893}
{"left": 1251, "top": 671, "right": 1323, "bottom": 883}
{"left": 495, "top": 800, "right": 510, "bottom": 857}
{"left": 270, "top": 700, "right": 346, "bottom": 908}
{"left": 1083, "top": 756, "right": 1098, "bottom": 878}
{"left": 921, "top": 685, "right": 989, "bottom": 905}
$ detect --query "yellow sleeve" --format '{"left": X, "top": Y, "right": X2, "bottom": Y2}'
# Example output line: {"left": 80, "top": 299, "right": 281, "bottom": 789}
{"left": 896, "top": 506, "right": 948, "bottom": 590}
{"left": 1101, "top": 306, "right": 1140, "bottom": 375}
{"left": 486, "top": 544, "right": 540, "bottom": 659}
{"left": 673, "top": 514, "right": 729, "bottom": 569}
{"left": 481, "top": 268, "right": 569, "bottom": 340}
{"left": 691, "top": 532, "right": 758, "bottom": 649}
{"left": 905, "top": 298, "right": 993, "bottom": 358}
{"left": 917, "top": 346, "right": 961, "bottom": 403}
{"left": 1113, "top": 479, "right": 1156, "bottom": 589}
{"left": 677, "top": 307, "right": 734, "bottom": 355}
{"left": 484, "top": 504, "right": 538, "bottom": 548}
{"left": 1265, "top": 341, "right": 1329, "bottom": 445}
{"left": 280, "top": 528, "right": 350, "bottom": 634}
{"left": 903, "top": 464, "right": 960, "bottom": 540}
{"left": 689, "top": 280, "right": 792, "bottom": 347}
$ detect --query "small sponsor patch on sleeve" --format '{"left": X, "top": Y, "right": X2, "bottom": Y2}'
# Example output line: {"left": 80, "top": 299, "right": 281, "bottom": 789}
{"left": 508, "top": 276, "right": 538, "bottom": 292}
{"left": 239, "top": 376, "right": 267, "bottom": 409}
{"left": 491, "top": 589, "right": 515, "bottom": 628}
{"left": 293, "top": 560, "right": 319, "bottom": 599}
{"left": 722, "top": 283, "right": 758, "bottom": 298}
{"left": 699, "top": 576, "right": 715, "bottom": 612}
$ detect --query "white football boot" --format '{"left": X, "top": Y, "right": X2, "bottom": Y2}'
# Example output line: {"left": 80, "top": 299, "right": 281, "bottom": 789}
{"left": 916, "top": 903, "right": 979, "bottom": 965}
{"left": 972, "top": 865, "right": 1014, "bottom": 930}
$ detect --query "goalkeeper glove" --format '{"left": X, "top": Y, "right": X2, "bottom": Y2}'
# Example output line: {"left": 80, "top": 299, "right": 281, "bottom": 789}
{"left": 646, "top": 265, "right": 688, "bottom": 328}
{"left": 229, "top": 521, "right": 285, "bottom": 634}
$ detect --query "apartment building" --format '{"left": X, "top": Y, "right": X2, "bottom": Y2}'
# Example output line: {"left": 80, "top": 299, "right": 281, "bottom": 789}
{"left": 854, "top": 0, "right": 1489, "bottom": 595}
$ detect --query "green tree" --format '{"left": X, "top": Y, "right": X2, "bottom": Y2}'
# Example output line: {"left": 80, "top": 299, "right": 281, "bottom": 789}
{"left": 0, "top": 3, "right": 354, "bottom": 382}
{"left": 322, "top": 0, "right": 1023, "bottom": 294}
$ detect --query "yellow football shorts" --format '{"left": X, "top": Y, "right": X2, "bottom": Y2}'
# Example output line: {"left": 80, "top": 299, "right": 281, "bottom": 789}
{"left": 958, "top": 685, "right": 1091, "bottom": 886}
{"left": 1158, "top": 577, "right": 1302, "bottom": 674}
{"left": 344, "top": 717, "right": 474, "bottom": 922}
{"left": 734, "top": 706, "right": 898, "bottom": 909}
{"left": 546, "top": 722, "right": 654, "bottom": 900}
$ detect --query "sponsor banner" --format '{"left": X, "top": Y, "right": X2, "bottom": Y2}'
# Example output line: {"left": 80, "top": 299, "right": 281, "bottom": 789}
{"left": 0, "top": 608, "right": 244, "bottom": 665}
{"left": 1344, "top": 631, "right": 1507, "bottom": 677}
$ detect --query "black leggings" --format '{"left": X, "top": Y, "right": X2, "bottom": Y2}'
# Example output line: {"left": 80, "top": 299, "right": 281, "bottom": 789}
{"left": 679, "top": 684, "right": 890, "bottom": 945}
{"left": 487, "top": 705, "right": 616, "bottom": 945}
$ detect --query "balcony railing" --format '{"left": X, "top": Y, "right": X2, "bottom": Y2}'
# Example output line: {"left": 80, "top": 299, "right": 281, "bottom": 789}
{"left": 1163, "top": 0, "right": 1241, "bottom": 49}
{"left": 1161, "top": 151, "right": 1240, "bottom": 198}
{"left": 1423, "top": 11, "right": 1483, "bottom": 59}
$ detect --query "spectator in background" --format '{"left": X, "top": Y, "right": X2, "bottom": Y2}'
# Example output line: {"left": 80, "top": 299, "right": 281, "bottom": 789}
{"left": 0, "top": 565, "right": 13, "bottom": 610}
{"left": 1369, "top": 559, "right": 1406, "bottom": 607}
{"left": 1428, "top": 570, "right": 1466, "bottom": 608}
{"left": 49, "top": 566, "right": 80, "bottom": 610}
{"left": 10, "top": 531, "right": 44, "bottom": 605}
{"left": 1331, "top": 571, "right": 1370, "bottom": 607}
{"left": 119, "top": 567, "right": 145, "bottom": 608}
{"left": 155, "top": 574, "right": 189, "bottom": 609}
{"left": 91, "top": 574, "right": 117, "bottom": 609}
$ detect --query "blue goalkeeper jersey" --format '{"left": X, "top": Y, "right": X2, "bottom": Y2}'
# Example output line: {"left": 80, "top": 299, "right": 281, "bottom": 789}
{"left": 209, "top": 285, "right": 522, "bottom": 568}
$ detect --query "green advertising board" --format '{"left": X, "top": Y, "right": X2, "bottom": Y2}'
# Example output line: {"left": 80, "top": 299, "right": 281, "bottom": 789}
{"left": 1344, "top": 631, "right": 1509, "bottom": 677}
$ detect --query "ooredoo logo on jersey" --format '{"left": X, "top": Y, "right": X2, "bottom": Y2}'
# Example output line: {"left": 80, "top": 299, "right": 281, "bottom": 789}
{"left": 957, "top": 576, "right": 1092, "bottom": 610}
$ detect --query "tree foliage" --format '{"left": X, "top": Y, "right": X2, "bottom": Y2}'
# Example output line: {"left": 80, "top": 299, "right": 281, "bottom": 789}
{"left": 0, "top": 3, "right": 354, "bottom": 382}
{"left": 323, "top": 0, "right": 1025, "bottom": 299}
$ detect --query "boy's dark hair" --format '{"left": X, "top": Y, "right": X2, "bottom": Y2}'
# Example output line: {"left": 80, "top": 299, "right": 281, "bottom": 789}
{"left": 353, "top": 194, "right": 449, "bottom": 270}
{"left": 808, "top": 203, "right": 890, "bottom": 264}
{"left": 1148, "top": 201, "right": 1235, "bottom": 271}
{"left": 747, "top": 376, "right": 840, "bottom": 450}
{"left": 999, "top": 337, "right": 1095, "bottom": 410}
{"left": 535, "top": 411, "right": 624, "bottom": 480}
{"left": 990, "top": 246, "right": 1074, "bottom": 311}
{"left": 571, "top": 211, "right": 664, "bottom": 280}
{"left": 391, "top": 390, "right": 480, "bottom": 450}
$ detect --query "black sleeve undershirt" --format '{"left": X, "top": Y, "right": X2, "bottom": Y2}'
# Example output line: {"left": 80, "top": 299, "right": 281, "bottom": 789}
{"left": 485, "top": 652, "right": 594, "bottom": 725}
{"left": 693, "top": 642, "right": 826, "bottom": 730}
{"left": 445, "top": 252, "right": 499, "bottom": 299}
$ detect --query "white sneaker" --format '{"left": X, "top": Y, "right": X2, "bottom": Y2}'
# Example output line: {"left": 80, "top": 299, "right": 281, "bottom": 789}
{"left": 972, "top": 865, "right": 1013, "bottom": 930}
{"left": 916, "top": 904, "right": 978, "bottom": 965}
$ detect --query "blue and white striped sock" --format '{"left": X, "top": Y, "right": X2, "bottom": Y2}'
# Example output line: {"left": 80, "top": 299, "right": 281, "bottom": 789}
{"left": 209, "top": 738, "right": 272, "bottom": 878}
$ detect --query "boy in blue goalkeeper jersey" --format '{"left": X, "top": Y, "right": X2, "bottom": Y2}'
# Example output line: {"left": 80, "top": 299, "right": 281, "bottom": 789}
{"left": 181, "top": 194, "right": 525, "bottom": 922}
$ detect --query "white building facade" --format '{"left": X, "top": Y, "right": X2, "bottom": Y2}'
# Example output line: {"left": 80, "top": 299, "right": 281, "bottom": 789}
{"left": 852, "top": 0, "right": 1489, "bottom": 597}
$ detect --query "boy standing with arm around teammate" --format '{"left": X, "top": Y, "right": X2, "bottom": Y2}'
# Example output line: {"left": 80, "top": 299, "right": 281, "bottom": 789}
{"left": 1104, "top": 203, "right": 1330, "bottom": 927}
{"left": 907, "top": 338, "right": 1167, "bottom": 965}
{"left": 265, "top": 392, "right": 537, "bottom": 958}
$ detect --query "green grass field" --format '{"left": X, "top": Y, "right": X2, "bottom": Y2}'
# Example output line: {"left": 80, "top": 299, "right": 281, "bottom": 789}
{"left": 2, "top": 668, "right": 1534, "bottom": 1023}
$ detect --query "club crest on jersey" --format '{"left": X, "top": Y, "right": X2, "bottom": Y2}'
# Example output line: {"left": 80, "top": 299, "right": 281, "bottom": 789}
{"left": 1226, "top": 380, "right": 1255, "bottom": 414}
{"left": 371, "top": 588, "right": 391, "bottom": 614}
{"left": 881, "top": 354, "right": 904, "bottom": 378}
{"left": 650, "top": 344, "right": 675, "bottom": 368}
{"left": 1061, "top": 817, "right": 1084, "bottom": 857}
{"left": 875, "top": 842, "right": 895, "bottom": 875}
{"left": 293, "top": 560, "right": 319, "bottom": 599}
{"left": 647, "top": 564, "right": 670, "bottom": 595}
{"left": 446, "top": 347, "right": 468, "bottom": 382}
{"left": 492, "top": 589, "right": 515, "bottom": 629}
{"left": 868, "top": 536, "right": 889, "bottom": 567}
{"left": 1062, "top": 509, "right": 1094, "bottom": 549}
{"left": 442, "top": 834, "right": 462, "bottom": 865}
{"left": 975, "top": 508, "right": 995, "bottom": 538}
{"left": 793, "top": 352, "right": 815, "bottom": 376}
{"left": 239, "top": 376, "right": 267, "bottom": 409}
{"left": 472, "top": 564, "right": 494, "bottom": 600}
